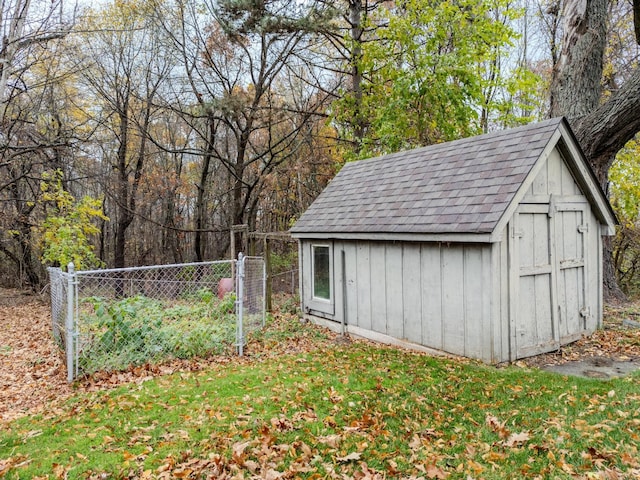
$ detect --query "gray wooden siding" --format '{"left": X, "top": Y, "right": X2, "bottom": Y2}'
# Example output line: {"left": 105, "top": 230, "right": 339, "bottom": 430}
{"left": 496, "top": 238, "right": 510, "bottom": 362}
{"left": 331, "top": 240, "right": 497, "bottom": 363}
{"left": 524, "top": 148, "right": 582, "bottom": 200}
{"left": 515, "top": 146, "right": 601, "bottom": 352}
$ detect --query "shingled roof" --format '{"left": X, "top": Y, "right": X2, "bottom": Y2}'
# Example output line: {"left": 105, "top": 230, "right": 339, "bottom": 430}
{"left": 291, "top": 117, "right": 612, "bottom": 239}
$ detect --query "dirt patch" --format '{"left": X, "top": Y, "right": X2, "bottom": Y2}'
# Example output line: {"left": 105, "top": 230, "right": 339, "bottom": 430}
{"left": 520, "top": 304, "right": 640, "bottom": 379}
{"left": 542, "top": 356, "right": 640, "bottom": 379}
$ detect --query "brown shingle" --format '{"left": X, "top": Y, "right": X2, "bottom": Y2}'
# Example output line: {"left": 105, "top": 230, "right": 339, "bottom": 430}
{"left": 291, "top": 118, "right": 565, "bottom": 236}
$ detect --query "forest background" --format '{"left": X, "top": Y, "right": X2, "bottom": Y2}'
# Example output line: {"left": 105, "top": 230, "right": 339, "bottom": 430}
{"left": 1, "top": 0, "right": 640, "bottom": 298}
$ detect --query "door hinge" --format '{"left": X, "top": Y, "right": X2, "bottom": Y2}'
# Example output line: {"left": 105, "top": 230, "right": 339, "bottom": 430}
{"left": 578, "top": 223, "right": 589, "bottom": 233}
{"left": 580, "top": 307, "right": 590, "bottom": 318}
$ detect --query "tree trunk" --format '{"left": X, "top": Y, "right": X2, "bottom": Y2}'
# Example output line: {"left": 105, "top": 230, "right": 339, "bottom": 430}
{"left": 195, "top": 115, "right": 215, "bottom": 262}
{"left": 549, "top": 0, "right": 640, "bottom": 302}
{"left": 348, "top": 0, "right": 365, "bottom": 154}
{"left": 569, "top": 83, "right": 640, "bottom": 302}
{"left": 571, "top": 68, "right": 640, "bottom": 182}
{"left": 569, "top": 63, "right": 640, "bottom": 303}
{"left": 8, "top": 164, "right": 42, "bottom": 288}
{"left": 232, "top": 158, "right": 245, "bottom": 227}
{"left": 114, "top": 109, "right": 131, "bottom": 271}
{"left": 550, "top": 0, "right": 607, "bottom": 118}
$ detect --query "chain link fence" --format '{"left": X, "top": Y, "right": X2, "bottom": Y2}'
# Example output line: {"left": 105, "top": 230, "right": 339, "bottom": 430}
{"left": 49, "top": 254, "right": 265, "bottom": 382}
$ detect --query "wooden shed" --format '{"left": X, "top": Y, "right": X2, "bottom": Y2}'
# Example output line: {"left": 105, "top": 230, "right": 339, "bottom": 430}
{"left": 290, "top": 118, "right": 617, "bottom": 363}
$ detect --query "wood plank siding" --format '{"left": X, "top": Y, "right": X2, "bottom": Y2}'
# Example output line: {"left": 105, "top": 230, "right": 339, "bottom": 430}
{"left": 302, "top": 239, "right": 502, "bottom": 363}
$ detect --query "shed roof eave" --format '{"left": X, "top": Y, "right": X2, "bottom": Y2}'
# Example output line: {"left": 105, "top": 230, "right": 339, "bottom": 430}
{"left": 289, "top": 231, "right": 498, "bottom": 243}
{"left": 555, "top": 122, "right": 618, "bottom": 230}
{"left": 488, "top": 119, "right": 618, "bottom": 236}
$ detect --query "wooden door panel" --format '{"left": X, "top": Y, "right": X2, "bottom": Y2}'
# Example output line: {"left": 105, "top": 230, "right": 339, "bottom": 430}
{"left": 556, "top": 207, "right": 587, "bottom": 340}
{"left": 515, "top": 209, "right": 556, "bottom": 358}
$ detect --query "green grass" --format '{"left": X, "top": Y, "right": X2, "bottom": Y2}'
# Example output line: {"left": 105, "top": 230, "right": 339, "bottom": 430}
{"left": 1, "top": 316, "right": 640, "bottom": 479}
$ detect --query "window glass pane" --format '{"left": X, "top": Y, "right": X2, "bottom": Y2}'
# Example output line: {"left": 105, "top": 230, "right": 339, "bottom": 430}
{"left": 313, "top": 245, "right": 330, "bottom": 299}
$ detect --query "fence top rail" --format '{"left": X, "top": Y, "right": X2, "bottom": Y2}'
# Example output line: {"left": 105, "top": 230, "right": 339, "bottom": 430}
{"left": 74, "top": 259, "right": 235, "bottom": 276}
{"left": 248, "top": 232, "right": 294, "bottom": 241}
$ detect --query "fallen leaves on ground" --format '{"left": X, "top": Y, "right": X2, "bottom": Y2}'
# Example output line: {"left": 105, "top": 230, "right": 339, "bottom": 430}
{"left": 2, "top": 290, "right": 640, "bottom": 480}
{"left": 0, "top": 289, "right": 341, "bottom": 424}
{"left": 520, "top": 303, "right": 640, "bottom": 369}
{"left": 0, "top": 289, "right": 72, "bottom": 424}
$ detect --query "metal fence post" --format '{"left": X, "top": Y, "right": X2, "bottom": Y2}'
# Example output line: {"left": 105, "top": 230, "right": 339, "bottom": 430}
{"left": 262, "top": 257, "right": 267, "bottom": 327}
{"left": 236, "top": 253, "right": 245, "bottom": 356}
{"left": 66, "top": 262, "right": 75, "bottom": 382}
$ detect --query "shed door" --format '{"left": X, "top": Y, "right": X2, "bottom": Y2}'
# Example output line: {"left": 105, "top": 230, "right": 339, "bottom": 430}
{"left": 514, "top": 204, "right": 557, "bottom": 358}
{"left": 513, "top": 203, "right": 590, "bottom": 359}
{"left": 555, "top": 204, "right": 589, "bottom": 342}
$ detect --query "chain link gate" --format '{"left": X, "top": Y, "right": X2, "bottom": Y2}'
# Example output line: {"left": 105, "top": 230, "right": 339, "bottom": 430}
{"left": 49, "top": 254, "right": 265, "bottom": 382}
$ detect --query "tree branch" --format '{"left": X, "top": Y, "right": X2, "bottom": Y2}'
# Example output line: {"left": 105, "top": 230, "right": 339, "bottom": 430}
{"left": 572, "top": 65, "right": 640, "bottom": 184}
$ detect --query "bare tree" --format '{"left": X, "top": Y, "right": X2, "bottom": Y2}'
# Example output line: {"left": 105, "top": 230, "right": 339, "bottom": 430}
{"left": 75, "top": 0, "right": 173, "bottom": 269}
{"left": 0, "top": 0, "right": 76, "bottom": 287}
{"left": 153, "top": 0, "right": 333, "bottom": 259}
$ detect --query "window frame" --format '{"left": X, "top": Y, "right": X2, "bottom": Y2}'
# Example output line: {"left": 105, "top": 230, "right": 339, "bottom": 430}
{"left": 307, "top": 242, "right": 335, "bottom": 315}
{"left": 312, "top": 244, "right": 331, "bottom": 301}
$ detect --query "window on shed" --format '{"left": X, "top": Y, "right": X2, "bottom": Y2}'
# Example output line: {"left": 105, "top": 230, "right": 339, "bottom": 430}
{"left": 312, "top": 245, "right": 331, "bottom": 300}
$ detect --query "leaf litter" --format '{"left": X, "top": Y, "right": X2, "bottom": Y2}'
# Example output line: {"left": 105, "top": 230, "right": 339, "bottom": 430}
{"left": 1, "top": 290, "right": 640, "bottom": 479}
{"left": 520, "top": 303, "right": 640, "bottom": 377}
{"left": 0, "top": 289, "right": 72, "bottom": 424}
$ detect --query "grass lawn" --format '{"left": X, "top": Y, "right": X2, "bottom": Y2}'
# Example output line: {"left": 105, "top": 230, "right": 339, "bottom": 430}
{"left": 1, "top": 311, "right": 640, "bottom": 479}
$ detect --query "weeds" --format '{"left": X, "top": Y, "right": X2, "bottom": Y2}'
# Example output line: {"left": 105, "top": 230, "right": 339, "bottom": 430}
{"left": 77, "top": 291, "right": 236, "bottom": 375}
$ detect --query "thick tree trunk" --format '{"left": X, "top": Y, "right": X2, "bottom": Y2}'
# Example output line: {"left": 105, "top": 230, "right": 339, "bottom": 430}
{"left": 549, "top": 0, "right": 640, "bottom": 302}
{"left": 571, "top": 67, "right": 640, "bottom": 180}
{"left": 549, "top": 0, "right": 607, "bottom": 118}
{"left": 550, "top": 0, "right": 640, "bottom": 181}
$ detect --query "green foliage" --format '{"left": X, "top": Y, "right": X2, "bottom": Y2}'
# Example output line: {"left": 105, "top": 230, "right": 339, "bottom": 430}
{"left": 484, "top": 64, "right": 543, "bottom": 129}
{"left": 334, "top": 0, "right": 540, "bottom": 160}
{"left": 85, "top": 296, "right": 166, "bottom": 371}
{"left": 215, "top": 0, "right": 336, "bottom": 36}
{"left": 269, "top": 250, "right": 297, "bottom": 274}
{"left": 39, "top": 171, "right": 108, "bottom": 271}
{"left": 610, "top": 137, "right": 640, "bottom": 296}
{"left": 185, "top": 286, "right": 216, "bottom": 303}
{"left": 79, "top": 292, "right": 236, "bottom": 374}
{"left": 610, "top": 138, "right": 640, "bottom": 224}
